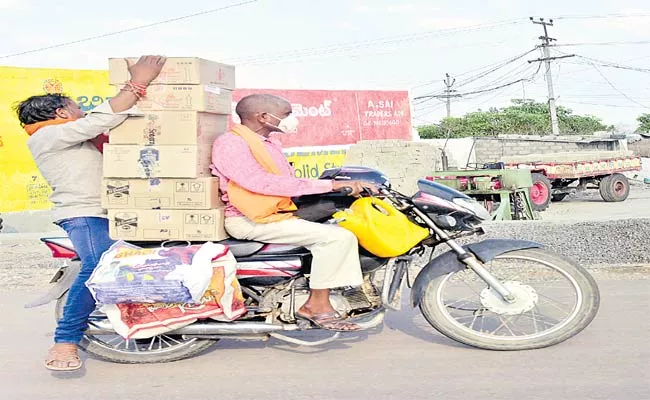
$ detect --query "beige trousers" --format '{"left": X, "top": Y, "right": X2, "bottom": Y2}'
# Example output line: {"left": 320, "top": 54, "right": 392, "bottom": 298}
{"left": 225, "top": 216, "right": 363, "bottom": 289}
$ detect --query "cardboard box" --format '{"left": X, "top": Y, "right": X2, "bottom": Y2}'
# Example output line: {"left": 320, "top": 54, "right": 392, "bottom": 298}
{"left": 109, "top": 112, "right": 228, "bottom": 145}
{"left": 109, "top": 57, "right": 236, "bottom": 89}
{"left": 103, "top": 144, "right": 213, "bottom": 178}
{"left": 119, "top": 85, "right": 232, "bottom": 114}
{"left": 101, "top": 178, "right": 222, "bottom": 209}
{"left": 108, "top": 208, "right": 228, "bottom": 241}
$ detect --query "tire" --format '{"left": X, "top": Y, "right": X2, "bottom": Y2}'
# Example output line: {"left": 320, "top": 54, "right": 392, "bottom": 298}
{"left": 551, "top": 193, "right": 568, "bottom": 202}
{"left": 599, "top": 173, "right": 630, "bottom": 202}
{"left": 419, "top": 248, "right": 600, "bottom": 351}
{"left": 530, "top": 173, "right": 552, "bottom": 211}
{"left": 55, "top": 292, "right": 218, "bottom": 364}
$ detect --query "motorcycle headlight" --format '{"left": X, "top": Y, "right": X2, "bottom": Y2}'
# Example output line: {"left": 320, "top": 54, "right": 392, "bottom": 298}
{"left": 452, "top": 198, "right": 491, "bottom": 221}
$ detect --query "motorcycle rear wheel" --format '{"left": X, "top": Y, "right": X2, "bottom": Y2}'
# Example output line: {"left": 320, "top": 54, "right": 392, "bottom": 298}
{"left": 55, "top": 292, "right": 218, "bottom": 364}
{"left": 419, "top": 248, "right": 600, "bottom": 350}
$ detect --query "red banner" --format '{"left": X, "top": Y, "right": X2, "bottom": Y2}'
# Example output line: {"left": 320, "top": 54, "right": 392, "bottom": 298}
{"left": 230, "top": 89, "right": 412, "bottom": 147}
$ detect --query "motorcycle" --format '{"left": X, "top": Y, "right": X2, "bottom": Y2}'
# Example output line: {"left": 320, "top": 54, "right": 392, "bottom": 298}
{"left": 27, "top": 166, "right": 600, "bottom": 364}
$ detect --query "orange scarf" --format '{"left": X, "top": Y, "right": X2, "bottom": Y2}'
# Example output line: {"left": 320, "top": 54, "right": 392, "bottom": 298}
{"left": 227, "top": 124, "right": 297, "bottom": 223}
{"left": 24, "top": 118, "right": 74, "bottom": 136}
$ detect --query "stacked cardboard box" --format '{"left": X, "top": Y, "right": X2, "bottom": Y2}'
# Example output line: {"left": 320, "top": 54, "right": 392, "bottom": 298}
{"left": 103, "top": 57, "right": 235, "bottom": 241}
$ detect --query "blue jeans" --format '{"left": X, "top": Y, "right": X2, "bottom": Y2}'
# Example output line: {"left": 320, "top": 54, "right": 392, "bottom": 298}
{"left": 55, "top": 217, "right": 115, "bottom": 344}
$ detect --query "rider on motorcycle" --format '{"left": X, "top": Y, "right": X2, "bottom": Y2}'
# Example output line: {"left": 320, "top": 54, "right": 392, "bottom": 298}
{"left": 211, "top": 94, "right": 376, "bottom": 332}
{"left": 17, "top": 55, "right": 166, "bottom": 371}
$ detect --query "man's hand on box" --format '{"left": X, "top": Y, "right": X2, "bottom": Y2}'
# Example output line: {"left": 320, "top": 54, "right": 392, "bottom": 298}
{"left": 127, "top": 55, "right": 167, "bottom": 86}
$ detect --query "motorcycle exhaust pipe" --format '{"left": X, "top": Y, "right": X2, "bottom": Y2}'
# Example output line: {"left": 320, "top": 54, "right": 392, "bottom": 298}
{"left": 85, "top": 320, "right": 298, "bottom": 336}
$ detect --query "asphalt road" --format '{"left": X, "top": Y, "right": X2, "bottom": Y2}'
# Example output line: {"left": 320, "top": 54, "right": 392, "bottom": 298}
{"left": 1, "top": 278, "right": 648, "bottom": 400}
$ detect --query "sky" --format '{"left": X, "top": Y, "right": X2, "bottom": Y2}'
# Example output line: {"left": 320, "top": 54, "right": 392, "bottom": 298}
{"left": 1, "top": 0, "right": 649, "bottom": 130}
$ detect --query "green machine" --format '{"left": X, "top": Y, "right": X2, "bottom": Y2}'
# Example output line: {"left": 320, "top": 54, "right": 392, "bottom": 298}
{"left": 425, "top": 167, "right": 539, "bottom": 221}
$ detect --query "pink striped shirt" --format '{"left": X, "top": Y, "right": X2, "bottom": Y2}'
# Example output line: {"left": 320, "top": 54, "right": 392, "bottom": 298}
{"left": 210, "top": 132, "right": 334, "bottom": 218}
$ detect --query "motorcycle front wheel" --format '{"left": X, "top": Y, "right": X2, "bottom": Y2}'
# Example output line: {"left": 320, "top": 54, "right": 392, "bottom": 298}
{"left": 419, "top": 248, "right": 600, "bottom": 350}
{"left": 55, "top": 293, "right": 218, "bottom": 364}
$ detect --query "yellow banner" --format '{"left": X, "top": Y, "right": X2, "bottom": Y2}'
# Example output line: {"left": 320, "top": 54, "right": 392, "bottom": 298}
{"left": 0, "top": 67, "right": 113, "bottom": 212}
{"left": 284, "top": 147, "right": 348, "bottom": 179}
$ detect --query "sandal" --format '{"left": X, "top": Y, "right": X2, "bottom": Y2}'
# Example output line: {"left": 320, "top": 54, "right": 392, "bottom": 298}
{"left": 44, "top": 345, "right": 83, "bottom": 372}
{"left": 296, "top": 310, "right": 361, "bottom": 332}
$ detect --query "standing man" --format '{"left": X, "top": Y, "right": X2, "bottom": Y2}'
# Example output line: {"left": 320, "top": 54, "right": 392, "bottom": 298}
{"left": 211, "top": 94, "right": 375, "bottom": 332}
{"left": 17, "top": 55, "right": 166, "bottom": 371}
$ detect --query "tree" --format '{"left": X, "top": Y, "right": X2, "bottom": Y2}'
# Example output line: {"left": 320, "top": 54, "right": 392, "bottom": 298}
{"left": 417, "top": 99, "right": 613, "bottom": 139}
{"left": 636, "top": 114, "right": 650, "bottom": 133}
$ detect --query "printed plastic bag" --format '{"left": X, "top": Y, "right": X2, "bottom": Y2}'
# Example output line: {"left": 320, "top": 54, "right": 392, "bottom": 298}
{"left": 101, "top": 249, "right": 247, "bottom": 339}
{"left": 87, "top": 241, "right": 228, "bottom": 304}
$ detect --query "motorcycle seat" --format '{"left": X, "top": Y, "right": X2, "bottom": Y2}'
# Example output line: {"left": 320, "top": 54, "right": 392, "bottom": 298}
{"left": 217, "top": 239, "right": 265, "bottom": 257}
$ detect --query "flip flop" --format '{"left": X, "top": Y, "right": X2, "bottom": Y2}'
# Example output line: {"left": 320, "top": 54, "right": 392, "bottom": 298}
{"left": 44, "top": 346, "right": 83, "bottom": 372}
{"left": 295, "top": 310, "right": 361, "bottom": 332}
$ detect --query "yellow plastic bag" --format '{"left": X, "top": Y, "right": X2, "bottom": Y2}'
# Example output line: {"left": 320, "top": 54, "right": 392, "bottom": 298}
{"left": 333, "top": 198, "right": 430, "bottom": 258}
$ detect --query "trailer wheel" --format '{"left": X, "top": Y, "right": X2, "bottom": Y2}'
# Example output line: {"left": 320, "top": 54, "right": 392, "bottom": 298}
{"left": 599, "top": 173, "right": 630, "bottom": 202}
{"left": 530, "top": 173, "right": 552, "bottom": 211}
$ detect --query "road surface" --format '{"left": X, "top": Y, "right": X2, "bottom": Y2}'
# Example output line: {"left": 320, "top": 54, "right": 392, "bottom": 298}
{"left": 0, "top": 278, "right": 648, "bottom": 400}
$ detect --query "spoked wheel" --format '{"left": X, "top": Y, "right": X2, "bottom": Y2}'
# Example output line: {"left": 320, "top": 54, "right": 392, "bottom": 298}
{"left": 419, "top": 248, "right": 600, "bottom": 350}
{"left": 55, "top": 292, "right": 217, "bottom": 364}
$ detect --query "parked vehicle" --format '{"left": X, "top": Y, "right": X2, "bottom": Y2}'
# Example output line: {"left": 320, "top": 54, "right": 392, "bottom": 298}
{"left": 503, "top": 151, "right": 642, "bottom": 211}
{"left": 27, "top": 167, "right": 600, "bottom": 364}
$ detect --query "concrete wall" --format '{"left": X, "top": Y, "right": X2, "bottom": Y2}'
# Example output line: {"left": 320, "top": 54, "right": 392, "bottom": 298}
{"left": 629, "top": 139, "right": 650, "bottom": 157}
{"left": 420, "top": 138, "right": 476, "bottom": 169}
{"left": 344, "top": 140, "right": 440, "bottom": 195}
{"left": 474, "top": 135, "right": 622, "bottom": 164}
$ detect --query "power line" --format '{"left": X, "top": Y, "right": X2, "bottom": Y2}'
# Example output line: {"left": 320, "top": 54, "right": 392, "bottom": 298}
{"left": 572, "top": 55, "right": 650, "bottom": 73}
{"left": 463, "top": 61, "right": 537, "bottom": 93}
{"left": 555, "top": 12, "right": 650, "bottom": 20}
{"left": 461, "top": 77, "right": 536, "bottom": 96}
{"left": 226, "top": 19, "right": 525, "bottom": 65}
{"left": 410, "top": 51, "right": 533, "bottom": 89}
{"left": 588, "top": 62, "right": 650, "bottom": 109}
{"left": 413, "top": 48, "right": 536, "bottom": 100}
{"left": 558, "top": 40, "right": 650, "bottom": 47}
{"left": 416, "top": 63, "right": 542, "bottom": 102}
{"left": 0, "top": 1, "right": 258, "bottom": 60}
{"left": 453, "top": 49, "right": 537, "bottom": 89}
{"left": 561, "top": 100, "right": 649, "bottom": 109}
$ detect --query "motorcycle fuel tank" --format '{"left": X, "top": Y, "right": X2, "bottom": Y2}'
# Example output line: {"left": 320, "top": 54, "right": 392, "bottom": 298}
{"left": 319, "top": 166, "right": 390, "bottom": 187}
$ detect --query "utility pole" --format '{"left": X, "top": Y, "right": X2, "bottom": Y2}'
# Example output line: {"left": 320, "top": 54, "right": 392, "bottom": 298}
{"left": 529, "top": 17, "right": 574, "bottom": 135}
{"left": 412, "top": 73, "right": 458, "bottom": 171}
{"left": 413, "top": 72, "right": 460, "bottom": 117}
{"left": 443, "top": 73, "right": 456, "bottom": 118}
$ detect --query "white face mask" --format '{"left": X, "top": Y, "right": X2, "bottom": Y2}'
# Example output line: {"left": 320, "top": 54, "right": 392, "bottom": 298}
{"left": 268, "top": 113, "right": 299, "bottom": 134}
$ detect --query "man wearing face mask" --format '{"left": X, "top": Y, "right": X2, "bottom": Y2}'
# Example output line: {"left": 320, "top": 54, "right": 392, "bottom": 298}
{"left": 211, "top": 93, "right": 374, "bottom": 331}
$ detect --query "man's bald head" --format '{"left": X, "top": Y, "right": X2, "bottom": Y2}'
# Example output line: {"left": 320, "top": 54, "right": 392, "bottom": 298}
{"left": 235, "top": 94, "right": 291, "bottom": 121}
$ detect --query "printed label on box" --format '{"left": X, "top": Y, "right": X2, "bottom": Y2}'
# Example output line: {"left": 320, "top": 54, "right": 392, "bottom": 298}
{"left": 105, "top": 180, "right": 130, "bottom": 205}
{"left": 204, "top": 84, "right": 222, "bottom": 95}
{"left": 200, "top": 214, "right": 214, "bottom": 225}
{"left": 185, "top": 214, "right": 201, "bottom": 224}
{"left": 114, "top": 212, "right": 138, "bottom": 237}
{"left": 138, "top": 148, "right": 160, "bottom": 177}
{"left": 189, "top": 181, "right": 205, "bottom": 193}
